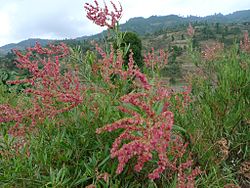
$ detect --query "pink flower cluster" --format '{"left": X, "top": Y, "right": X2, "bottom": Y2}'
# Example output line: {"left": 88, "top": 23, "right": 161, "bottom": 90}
{"left": 0, "top": 43, "right": 83, "bottom": 138}
{"left": 240, "top": 31, "right": 250, "bottom": 53}
{"left": 173, "top": 86, "right": 192, "bottom": 113}
{"left": 0, "top": 105, "right": 22, "bottom": 125}
{"left": 96, "top": 87, "right": 200, "bottom": 181}
{"left": 144, "top": 48, "right": 168, "bottom": 70}
{"left": 96, "top": 91, "right": 173, "bottom": 178}
{"left": 202, "top": 42, "right": 224, "bottom": 61}
{"left": 95, "top": 43, "right": 151, "bottom": 90}
{"left": 84, "top": 1, "right": 200, "bottom": 184}
{"left": 187, "top": 23, "right": 195, "bottom": 37}
{"left": 84, "top": 0, "right": 122, "bottom": 29}
{"left": 177, "top": 160, "right": 201, "bottom": 188}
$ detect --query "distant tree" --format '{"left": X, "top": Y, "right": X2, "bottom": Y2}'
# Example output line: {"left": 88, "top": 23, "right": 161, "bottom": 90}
{"left": 171, "top": 35, "right": 175, "bottom": 42}
{"left": 114, "top": 32, "right": 143, "bottom": 68}
{"left": 230, "top": 27, "right": 241, "bottom": 35}
{"left": 221, "top": 33, "right": 225, "bottom": 43}
{"left": 181, "top": 34, "right": 185, "bottom": 40}
{"left": 224, "top": 26, "right": 229, "bottom": 35}
{"left": 154, "top": 29, "right": 165, "bottom": 36}
{"left": 216, "top": 23, "right": 220, "bottom": 33}
{"left": 202, "top": 24, "right": 215, "bottom": 39}
{"left": 163, "top": 33, "right": 168, "bottom": 39}
{"left": 0, "top": 51, "right": 16, "bottom": 71}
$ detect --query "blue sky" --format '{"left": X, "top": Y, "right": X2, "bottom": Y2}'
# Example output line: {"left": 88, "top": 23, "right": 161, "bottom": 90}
{"left": 0, "top": 0, "right": 250, "bottom": 46}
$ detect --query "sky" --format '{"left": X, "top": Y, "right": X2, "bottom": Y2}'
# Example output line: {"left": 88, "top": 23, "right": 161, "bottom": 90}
{"left": 0, "top": 0, "right": 250, "bottom": 47}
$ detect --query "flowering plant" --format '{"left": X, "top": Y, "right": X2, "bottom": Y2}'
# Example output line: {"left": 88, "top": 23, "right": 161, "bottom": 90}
{"left": 240, "top": 31, "right": 250, "bottom": 53}
{"left": 0, "top": 43, "right": 83, "bottom": 139}
{"left": 84, "top": 0, "right": 122, "bottom": 29}
{"left": 84, "top": 0, "right": 201, "bottom": 184}
{"left": 97, "top": 86, "right": 200, "bottom": 181}
{"left": 144, "top": 47, "right": 168, "bottom": 75}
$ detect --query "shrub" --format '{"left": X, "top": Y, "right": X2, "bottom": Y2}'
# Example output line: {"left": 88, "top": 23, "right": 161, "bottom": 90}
{"left": 113, "top": 31, "right": 143, "bottom": 69}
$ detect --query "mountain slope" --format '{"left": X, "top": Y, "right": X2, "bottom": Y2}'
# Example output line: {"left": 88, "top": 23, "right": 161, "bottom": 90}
{"left": 121, "top": 9, "right": 250, "bottom": 35}
{"left": 0, "top": 38, "right": 54, "bottom": 55}
{"left": 0, "top": 9, "right": 250, "bottom": 55}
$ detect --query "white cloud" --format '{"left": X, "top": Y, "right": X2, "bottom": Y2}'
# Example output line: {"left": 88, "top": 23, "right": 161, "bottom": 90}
{"left": 0, "top": 0, "right": 104, "bottom": 46}
{"left": 121, "top": 0, "right": 250, "bottom": 21}
{"left": 0, "top": 2, "right": 17, "bottom": 45}
{"left": 0, "top": 12, "right": 11, "bottom": 36}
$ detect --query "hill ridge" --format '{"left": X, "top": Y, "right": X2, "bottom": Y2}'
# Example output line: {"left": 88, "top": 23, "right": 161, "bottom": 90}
{"left": 0, "top": 9, "right": 250, "bottom": 55}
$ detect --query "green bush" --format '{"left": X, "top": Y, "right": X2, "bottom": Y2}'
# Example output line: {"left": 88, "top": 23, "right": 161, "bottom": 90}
{"left": 114, "top": 32, "right": 143, "bottom": 69}
{"left": 174, "top": 44, "right": 250, "bottom": 187}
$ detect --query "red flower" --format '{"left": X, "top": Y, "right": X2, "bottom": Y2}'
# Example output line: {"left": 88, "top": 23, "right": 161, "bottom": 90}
{"left": 187, "top": 23, "right": 195, "bottom": 37}
{"left": 84, "top": 0, "right": 122, "bottom": 29}
{"left": 1, "top": 43, "right": 83, "bottom": 140}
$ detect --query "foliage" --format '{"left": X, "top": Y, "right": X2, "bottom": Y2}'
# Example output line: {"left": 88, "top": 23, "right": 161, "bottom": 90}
{"left": 173, "top": 35, "right": 250, "bottom": 187}
{"left": 114, "top": 32, "right": 143, "bottom": 69}
{"left": 0, "top": 1, "right": 249, "bottom": 188}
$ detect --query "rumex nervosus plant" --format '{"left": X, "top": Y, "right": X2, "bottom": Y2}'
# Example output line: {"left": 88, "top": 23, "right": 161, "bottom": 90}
{"left": 240, "top": 31, "right": 250, "bottom": 53}
{"left": 84, "top": 0, "right": 122, "bottom": 29}
{"left": 176, "top": 25, "right": 250, "bottom": 187}
{"left": 84, "top": 0, "right": 202, "bottom": 186}
{"left": 144, "top": 48, "right": 168, "bottom": 70}
{"left": 94, "top": 43, "right": 151, "bottom": 90}
{"left": 0, "top": 43, "right": 83, "bottom": 150}
{"left": 96, "top": 87, "right": 201, "bottom": 182}
{"left": 0, "top": 1, "right": 207, "bottom": 187}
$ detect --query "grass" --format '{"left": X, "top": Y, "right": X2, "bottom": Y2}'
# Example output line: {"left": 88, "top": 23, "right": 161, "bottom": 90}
{"left": 0, "top": 14, "right": 250, "bottom": 188}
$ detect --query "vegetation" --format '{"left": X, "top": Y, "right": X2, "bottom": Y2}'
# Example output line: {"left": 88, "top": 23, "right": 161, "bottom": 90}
{"left": 113, "top": 32, "right": 143, "bottom": 69}
{"left": 0, "top": 1, "right": 249, "bottom": 188}
{"left": 1, "top": 9, "right": 250, "bottom": 56}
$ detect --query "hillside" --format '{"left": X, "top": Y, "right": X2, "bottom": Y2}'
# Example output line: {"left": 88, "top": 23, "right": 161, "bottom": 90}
{"left": 0, "top": 38, "right": 54, "bottom": 55}
{"left": 121, "top": 10, "right": 250, "bottom": 35}
{"left": 0, "top": 9, "right": 250, "bottom": 55}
